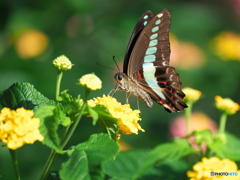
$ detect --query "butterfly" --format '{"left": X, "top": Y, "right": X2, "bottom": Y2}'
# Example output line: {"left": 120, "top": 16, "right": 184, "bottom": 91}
{"left": 114, "top": 9, "right": 187, "bottom": 112}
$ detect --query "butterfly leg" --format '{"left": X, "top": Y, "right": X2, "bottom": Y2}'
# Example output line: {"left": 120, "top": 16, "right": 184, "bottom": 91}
{"left": 137, "top": 97, "right": 140, "bottom": 110}
{"left": 108, "top": 88, "right": 117, "bottom": 96}
{"left": 125, "top": 92, "right": 132, "bottom": 104}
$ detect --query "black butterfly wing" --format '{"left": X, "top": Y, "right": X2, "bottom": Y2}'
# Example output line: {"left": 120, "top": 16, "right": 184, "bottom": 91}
{"left": 126, "top": 9, "right": 187, "bottom": 112}
{"left": 123, "top": 11, "right": 154, "bottom": 74}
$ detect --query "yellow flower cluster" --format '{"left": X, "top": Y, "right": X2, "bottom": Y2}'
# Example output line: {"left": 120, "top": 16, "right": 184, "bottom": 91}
{"left": 79, "top": 73, "right": 102, "bottom": 91}
{"left": 0, "top": 107, "right": 44, "bottom": 150}
{"left": 88, "top": 95, "right": 144, "bottom": 135}
{"left": 215, "top": 96, "right": 239, "bottom": 115}
{"left": 211, "top": 31, "right": 240, "bottom": 61}
{"left": 183, "top": 87, "right": 202, "bottom": 103}
{"left": 15, "top": 29, "right": 49, "bottom": 59}
{"left": 52, "top": 55, "right": 73, "bottom": 71}
{"left": 187, "top": 157, "right": 240, "bottom": 180}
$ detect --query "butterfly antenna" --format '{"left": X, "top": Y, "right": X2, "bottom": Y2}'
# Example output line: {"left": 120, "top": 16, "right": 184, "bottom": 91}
{"left": 96, "top": 62, "right": 117, "bottom": 71}
{"left": 113, "top": 56, "right": 121, "bottom": 72}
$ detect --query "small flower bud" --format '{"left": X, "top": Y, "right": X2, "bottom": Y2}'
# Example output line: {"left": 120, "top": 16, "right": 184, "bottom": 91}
{"left": 53, "top": 55, "right": 73, "bottom": 71}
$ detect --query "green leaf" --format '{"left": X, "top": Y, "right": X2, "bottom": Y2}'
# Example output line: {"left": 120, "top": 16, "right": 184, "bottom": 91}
{"left": 35, "top": 106, "right": 62, "bottom": 153}
{"left": 58, "top": 90, "right": 83, "bottom": 117}
{"left": 192, "top": 129, "right": 213, "bottom": 145}
{"left": 209, "top": 132, "right": 240, "bottom": 160}
{"left": 59, "top": 133, "right": 119, "bottom": 180}
{"left": 103, "top": 150, "right": 149, "bottom": 180}
{"left": 0, "top": 82, "right": 54, "bottom": 112}
{"left": 87, "top": 106, "right": 98, "bottom": 125}
{"left": 55, "top": 103, "right": 71, "bottom": 126}
{"left": 60, "top": 150, "right": 90, "bottom": 180}
{"left": 137, "top": 160, "right": 189, "bottom": 180}
{"left": 103, "top": 138, "right": 196, "bottom": 180}
{"left": 135, "top": 138, "right": 197, "bottom": 179}
{"left": 91, "top": 105, "right": 119, "bottom": 140}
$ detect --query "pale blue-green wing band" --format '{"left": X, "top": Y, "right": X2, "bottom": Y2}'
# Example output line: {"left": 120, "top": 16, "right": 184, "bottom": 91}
{"left": 144, "top": 55, "right": 156, "bottom": 62}
{"left": 142, "top": 64, "right": 165, "bottom": 99}
{"left": 150, "top": 33, "right": 158, "bottom": 40}
{"left": 149, "top": 39, "right": 158, "bottom": 46}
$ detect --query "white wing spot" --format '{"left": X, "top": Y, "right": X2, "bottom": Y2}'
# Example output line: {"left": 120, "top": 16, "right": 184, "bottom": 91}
{"left": 157, "top": 13, "right": 163, "bottom": 18}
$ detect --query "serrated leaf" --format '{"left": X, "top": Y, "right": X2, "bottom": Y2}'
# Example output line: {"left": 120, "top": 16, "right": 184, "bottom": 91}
{"left": 35, "top": 106, "right": 62, "bottom": 153}
{"left": 209, "top": 132, "right": 240, "bottom": 160}
{"left": 0, "top": 82, "right": 54, "bottom": 112}
{"left": 91, "top": 105, "right": 119, "bottom": 140}
{"left": 59, "top": 133, "right": 119, "bottom": 180}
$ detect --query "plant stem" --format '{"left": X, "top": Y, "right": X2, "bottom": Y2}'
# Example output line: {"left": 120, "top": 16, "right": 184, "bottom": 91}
{"left": 9, "top": 150, "right": 21, "bottom": 180}
{"left": 185, "top": 102, "right": 192, "bottom": 135}
{"left": 55, "top": 71, "right": 63, "bottom": 100}
{"left": 218, "top": 113, "right": 228, "bottom": 134}
{"left": 39, "top": 150, "right": 58, "bottom": 180}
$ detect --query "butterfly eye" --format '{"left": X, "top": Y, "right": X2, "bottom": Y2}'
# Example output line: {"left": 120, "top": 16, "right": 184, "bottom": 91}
{"left": 115, "top": 73, "right": 123, "bottom": 81}
{"left": 117, "top": 74, "right": 123, "bottom": 80}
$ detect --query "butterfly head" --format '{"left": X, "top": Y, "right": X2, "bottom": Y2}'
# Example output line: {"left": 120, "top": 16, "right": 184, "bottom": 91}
{"left": 114, "top": 72, "right": 125, "bottom": 83}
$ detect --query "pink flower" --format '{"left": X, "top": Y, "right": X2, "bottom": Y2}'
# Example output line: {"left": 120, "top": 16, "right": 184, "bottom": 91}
{"left": 170, "top": 35, "right": 205, "bottom": 69}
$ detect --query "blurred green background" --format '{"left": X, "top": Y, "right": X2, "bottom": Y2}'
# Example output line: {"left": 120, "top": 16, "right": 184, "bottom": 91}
{"left": 0, "top": 0, "right": 240, "bottom": 179}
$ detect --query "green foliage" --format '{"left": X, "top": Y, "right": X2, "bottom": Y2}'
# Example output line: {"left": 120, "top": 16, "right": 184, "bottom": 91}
{"left": 58, "top": 90, "right": 83, "bottom": 119}
{"left": 59, "top": 133, "right": 119, "bottom": 180}
{"left": 103, "top": 150, "right": 149, "bottom": 180}
{"left": 209, "top": 132, "right": 240, "bottom": 161}
{"left": 103, "top": 139, "right": 196, "bottom": 180}
{"left": 36, "top": 106, "right": 62, "bottom": 153}
{"left": 54, "top": 103, "right": 71, "bottom": 127}
{"left": 0, "top": 82, "right": 54, "bottom": 111}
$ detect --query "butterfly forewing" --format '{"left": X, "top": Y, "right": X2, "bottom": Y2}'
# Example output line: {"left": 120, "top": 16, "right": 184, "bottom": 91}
{"left": 127, "top": 9, "right": 171, "bottom": 75}
{"left": 123, "top": 11, "right": 154, "bottom": 74}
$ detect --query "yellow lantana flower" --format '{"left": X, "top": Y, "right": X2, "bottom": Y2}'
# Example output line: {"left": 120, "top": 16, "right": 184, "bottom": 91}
{"left": 215, "top": 96, "right": 239, "bottom": 115}
{"left": 15, "top": 29, "right": 48, "bottom": 59}
{"left": 0, "top": 107, "right": 44, "bottom": 150}
{"left": 79, "top": 73, "right": 102, "bottom": 91}
{"left": 183, "top": 87, "right": 202, "bottom": 103}
{"left": 52, "top": 55, "right": 73, "bottom": 71}
{"left": 187, "top": 157, "right": 240, "bottom": 180}
{"left": 88, "top": 95, "right": 144, "bottom": 135}
{"left": 211, "top": 31, "right": 240, "bottom": 61}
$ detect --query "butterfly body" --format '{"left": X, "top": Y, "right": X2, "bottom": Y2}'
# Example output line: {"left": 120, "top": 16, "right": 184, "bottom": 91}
{"left": 115, "top": 72, "right": 153, "bottom": 107}
{"left": 115, "top": 9, "right": 187, "bottom": 112}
